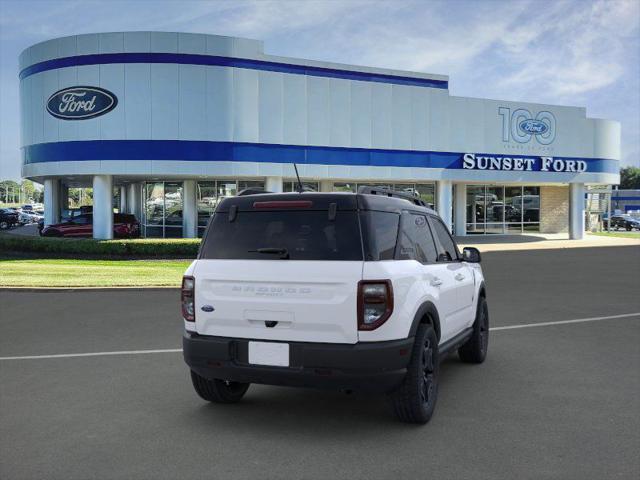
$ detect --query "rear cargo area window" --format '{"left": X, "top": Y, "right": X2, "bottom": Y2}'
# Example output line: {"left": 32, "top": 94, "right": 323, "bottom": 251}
{"left": 200, "top": 211, "right": 363, "bottom": 260}
{"left": 360, "top": 211, "right": 400, "bottom": 261}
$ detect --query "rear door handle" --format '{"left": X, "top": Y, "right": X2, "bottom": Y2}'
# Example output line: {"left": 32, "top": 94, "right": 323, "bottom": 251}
{"left": 430, "top": 277, "right": 443, "bottom": 287}
{"left": 455, "top": 273, "right": 465, "bottom": 281}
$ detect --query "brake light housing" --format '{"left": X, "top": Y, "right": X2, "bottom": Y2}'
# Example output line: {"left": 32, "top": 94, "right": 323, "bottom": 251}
{"left": 182, "top": 276, "right": 195, "bottom": 322}
{"left": 357, "top": 280, "right": 393, "bottom": 330}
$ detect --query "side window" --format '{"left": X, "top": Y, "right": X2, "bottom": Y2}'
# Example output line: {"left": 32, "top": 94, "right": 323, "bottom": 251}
{"left": 360, "top": 211, "right": 400, "bottom": 261}
{"left": 397, "top": 212, "right": 438, "bottom": 263}
{"left": 428, "top": 216, "right": 459, "bottom": 262}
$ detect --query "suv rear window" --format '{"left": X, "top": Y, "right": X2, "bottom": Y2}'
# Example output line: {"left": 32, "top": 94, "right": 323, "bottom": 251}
{"left": 200, "top": 210, "right": 363, "bottom": 261}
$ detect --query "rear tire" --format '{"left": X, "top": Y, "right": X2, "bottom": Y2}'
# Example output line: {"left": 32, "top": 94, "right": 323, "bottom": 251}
{"left": 388, "top": 323, "right": 439, "bottom": 424}
{"left": 190, "top": 370, "right": 250, "bottom": 403}
{"left": 0, "top": 221, "right": 8, "bottom": 230}
{"left": 458, "top": 296, "right": 489, "bottom": 364}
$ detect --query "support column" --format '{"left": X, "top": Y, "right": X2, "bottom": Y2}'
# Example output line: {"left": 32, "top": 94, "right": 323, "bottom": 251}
{"left": 43, "top": 178, "right": 60, "bottom": 226}
{"left": 59, "top": 184, "right": 69, "bottom": 212}
{"left": 454, "top": 183, "right": 466, "bottom": 237}
{"left": 265, "top": 176, "right": 283, "bottom": 193}
{"left": 182, "top": 180, "right": 198, "bottom": 238}
{"left": 436, "top": 180, "right": 453, "bottom": 232}
{"left": 569, "top": 183, "right": 585, "bottom": 240}
{"left": 319, "top": 180, "right": 333, "bottom": 192}
{"left": 92, "top": 175, "right": 113, "bottom": 240}
{"left": 119, "top": 185, "right": 127, "bottom": 213}
{"left": 128, "top": 183, "right": 142, "bottom": 219}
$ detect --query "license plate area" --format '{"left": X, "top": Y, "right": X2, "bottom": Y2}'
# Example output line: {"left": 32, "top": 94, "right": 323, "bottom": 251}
{"left": 248, "top": 341, "right": 290, "bottom": 367}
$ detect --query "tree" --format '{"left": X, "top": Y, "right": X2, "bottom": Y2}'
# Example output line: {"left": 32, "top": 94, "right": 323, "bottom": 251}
{"left": 619, "top": 166, "right": 640, "bottom": 189}
{"left": 21, "top": 179, "right": 36, "bottom": 202}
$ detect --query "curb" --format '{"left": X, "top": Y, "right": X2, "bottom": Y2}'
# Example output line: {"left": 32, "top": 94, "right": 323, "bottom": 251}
{"left": 0, "top": 286, "right": 180, "bottom": 292}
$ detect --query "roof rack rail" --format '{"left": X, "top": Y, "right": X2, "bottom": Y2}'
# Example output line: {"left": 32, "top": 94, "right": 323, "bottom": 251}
{"left": 357, "top": 185, "right": 429, "bottom": 208}
{"left": 237, "top": 188, "right": 272, "bottom": 196}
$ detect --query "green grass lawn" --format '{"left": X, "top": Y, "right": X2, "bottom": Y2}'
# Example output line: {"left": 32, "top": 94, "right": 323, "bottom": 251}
{"left": 589, "top": 231, "right": 640, "bottom": 239}
{"left": 0, "top": 258, "right": 192, "bottom": 287}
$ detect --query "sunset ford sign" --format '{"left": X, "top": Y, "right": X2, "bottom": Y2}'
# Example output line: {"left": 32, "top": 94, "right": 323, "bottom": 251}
{"left": 46, "top": 86, "right": 117, "bottom": 120}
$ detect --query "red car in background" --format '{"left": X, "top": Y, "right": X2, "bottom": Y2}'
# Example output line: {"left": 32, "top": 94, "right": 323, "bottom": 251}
{"left": 41, "top": 213, "right": 140, "bottom": 238}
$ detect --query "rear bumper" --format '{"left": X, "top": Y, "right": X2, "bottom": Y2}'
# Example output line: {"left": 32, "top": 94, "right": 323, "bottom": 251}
{"left": 183, "top": 332, "right": 414, "bottom": 393}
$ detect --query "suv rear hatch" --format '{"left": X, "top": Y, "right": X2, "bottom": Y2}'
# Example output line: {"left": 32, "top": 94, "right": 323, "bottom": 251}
{"left": 193, "top": 194, "right": 363, "bottom": 344}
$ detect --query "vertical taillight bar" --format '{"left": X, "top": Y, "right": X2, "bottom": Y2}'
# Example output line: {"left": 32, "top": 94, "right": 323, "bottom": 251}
{"left": 357, "top": 280, "right": 394, "bottom": 330}
{"left": 181, "top": 276, "right": 195, "bottom": 322}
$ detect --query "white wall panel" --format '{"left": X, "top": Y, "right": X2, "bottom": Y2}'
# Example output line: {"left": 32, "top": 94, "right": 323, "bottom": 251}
{"left": 206, "top": 67, "right": 233, "bottom": 141}
{"left": 76, "top": 34, "right": 99, "bottom": 56}
{"left": 307, "top": 76, "right": 329, "bottom": 146}
{"left": 41, "top": 71, "right": 59, "bottom": 143}
{"left": 57, "top": 36, "right": 76, "bottom": 58}
{"left": 124, "top": 32, "right": 151, "bottom": 52}
{"left": 371, "top": 83, "right": 392, "bottom": 149}
{"left": 30, "top": 74, "right": 44, "bottom": 144}
{"left": 58, "top": 67, "right": 78, "bottom": 141}
{"left": 76, "top": 65, "right": 100, "bottom": 139}
{"left": 258, "top": 71, "right": 284, "bottom": 143}
{"left": 99, "top": 64, "right": 125, "bottom": 140}
{"left": 233, "top": 68, "right": 259, "bottom": 142}
{"left": 178, "top": 33, "right": 206, "bottom": 54}
{"left": 391, "top": 85, "right": 412, "bottom": 149}
{"left": 125, "top": 64, "right": 151, "bottom": 139}
{"left": 179, "top": 65, "right": 207, "bottom": 140}
{"left": 22, "top": 77, "right": 32, "bottom": 146}
{"left": 329, "top": 78, "right": 350, "bottom": 146}
{"left": 282, "top": 75, "right": 307, "bottom": 145}
{"left": 429, "top": 90, "right": 449, "bottom": 152}
{"left": 350, "top": 82, "right": 371, "bottom": 148}
{"left": 151, "top": 32, "right": 178, "bottom": 53}
{"left": 151, "top": 64, "right": 179, "bottom": 139}
{"left": 206, "top": 35, "right": 235, "bottom": 56}
{"left": 99, "top": 33, "right": 124, "bottom": 53}
{"left": 410, "top": 87, "right": 429, "bottom": 150}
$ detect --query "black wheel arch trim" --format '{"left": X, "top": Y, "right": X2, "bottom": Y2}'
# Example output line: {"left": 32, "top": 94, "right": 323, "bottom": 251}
{"left": 408, "top": 302, "right": 442, "bottom": 341}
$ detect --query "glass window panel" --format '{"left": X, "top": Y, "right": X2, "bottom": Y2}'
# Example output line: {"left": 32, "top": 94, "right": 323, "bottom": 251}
{"left": 485, "top": 187, "right": 504, "bottom": 225}
{"left": 145, "top": 182, "right": 164, "bottom": 227}
{"left": 332, "top": 183, "right": 356, "bottom": 193}
{"left": 283, "top": 181, "right": 319, "bottom": 192}
{"left": 164, "top": 182, "right": 183, "bottom": 228}
{"left": 238, "top": 180, "right": 265, "bottom": 192}
{"left": 414, "top": 183, "right": 436, "bottom": 208}
{"left": 466, "top": 186, "right": 485, "bottom": 234}
{"left": 218, "top": 181, "right": 237, "bottom": 202}
{"left": 523, "top": 187, "right": 540, "bottom": 223}
{"left": 197, "top": 181, "right": 217, "bottom": 228}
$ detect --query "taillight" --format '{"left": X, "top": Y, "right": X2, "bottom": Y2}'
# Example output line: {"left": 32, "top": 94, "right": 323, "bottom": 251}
{"left": 357, "top": 280, "right": 393, "bottom": 330}
{"left": 181, "top": 276, "right": 195, "bottom": 322}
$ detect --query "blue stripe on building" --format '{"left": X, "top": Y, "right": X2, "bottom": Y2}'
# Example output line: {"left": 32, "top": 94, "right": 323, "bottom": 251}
{"left": 22, "top": 140, "right": 619, "bottom": 174}
{"left": 19, "top": 53, "right": 449, "bottom": 89}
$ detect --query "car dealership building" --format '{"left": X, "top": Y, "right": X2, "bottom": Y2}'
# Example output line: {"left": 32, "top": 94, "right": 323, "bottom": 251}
{"left": 19, "top": 32, "right": 621, "bottom": 239}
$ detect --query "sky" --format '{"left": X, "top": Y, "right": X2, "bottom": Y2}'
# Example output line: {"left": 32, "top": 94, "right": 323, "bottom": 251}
{"left": 0, "top": 0, "right": 638, "bottom": 181}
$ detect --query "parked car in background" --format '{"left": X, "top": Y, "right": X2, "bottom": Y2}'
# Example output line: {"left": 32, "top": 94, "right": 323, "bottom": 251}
{"left": 18, "top": 210, "right": 42, "bottom": 225}
{"left": 0, "top": 208, "right": 20, "bottom": 229}
{"left": 607, "top": 214, "right": 640, "bottom": 231}
{"left": 41, "top": 213, "right": 140, "bottom": 238}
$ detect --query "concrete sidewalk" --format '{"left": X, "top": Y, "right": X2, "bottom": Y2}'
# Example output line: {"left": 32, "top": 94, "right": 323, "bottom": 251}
{"left": 457, "top": 232, "right": 640, "bottom": 252}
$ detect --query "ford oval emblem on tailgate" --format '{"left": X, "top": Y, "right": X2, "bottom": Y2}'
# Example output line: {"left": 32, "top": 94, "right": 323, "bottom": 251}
{"left": 201, "top": 305, "right": 215, "bottom": 312}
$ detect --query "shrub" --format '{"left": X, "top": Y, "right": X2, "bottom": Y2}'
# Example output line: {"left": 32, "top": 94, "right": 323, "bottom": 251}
{"left": 0, "top": 234, "right": 201, "bottom": 258}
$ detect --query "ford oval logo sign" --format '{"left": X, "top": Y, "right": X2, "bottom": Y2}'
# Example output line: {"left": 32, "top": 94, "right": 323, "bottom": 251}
{"left": 518, "top": 119, "right": 548, "bottom": 135}
{"left": 46, "top": 86, "right": 117, "bottom": 120}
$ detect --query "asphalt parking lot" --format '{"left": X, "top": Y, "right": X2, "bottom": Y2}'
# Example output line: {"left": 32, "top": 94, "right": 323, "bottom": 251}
{"left": 1, "top": 246, "right": 639, "bottom": 480}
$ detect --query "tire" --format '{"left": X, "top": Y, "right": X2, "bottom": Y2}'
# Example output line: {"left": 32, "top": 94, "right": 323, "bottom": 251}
{"left": 388, "top": 323, "right": 439, "bottom": 424}
{"left": 190, "top": 370, "right": 250, "bottom": 403}
{"left": 626, "top": 226, "right": 632, "bottom": 231}
{"left": 458, "top": 296, "right": 489, "bottom": 364}
{"left": 0, "top": 221, "right": 8, "bottom": 230}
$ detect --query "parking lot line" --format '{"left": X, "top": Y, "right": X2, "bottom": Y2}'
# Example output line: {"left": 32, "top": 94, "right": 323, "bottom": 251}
{"left": 490, "top": 312, "right": 640, "bottom": 331}
{"left": 1, "top": 312, "right": 638, "bottom": 361}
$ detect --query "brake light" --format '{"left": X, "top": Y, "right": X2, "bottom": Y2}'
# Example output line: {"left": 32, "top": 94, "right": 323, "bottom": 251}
{"left": 357, "top": 280, "right": 393, "bottom": 330}
{"left": 181, "top": 276, "right": 195, "bottom": 322}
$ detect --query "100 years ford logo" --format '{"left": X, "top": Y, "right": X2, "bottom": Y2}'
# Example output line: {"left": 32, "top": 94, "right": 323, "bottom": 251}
{"left": 46, "top": 86, "right": 117, "bottom": 120}
{"left": 518, "top": 119, "right": 548, "bottom": 135}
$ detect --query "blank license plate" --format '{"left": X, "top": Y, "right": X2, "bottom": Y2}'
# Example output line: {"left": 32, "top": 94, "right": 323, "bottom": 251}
{"left": 248, "top": 341, "right": 289, "bottom": 367}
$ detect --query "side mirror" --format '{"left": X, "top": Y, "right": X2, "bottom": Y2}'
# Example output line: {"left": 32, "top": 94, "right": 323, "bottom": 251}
{"left": 462, "top": 247, "right": 481, "bottom": 263}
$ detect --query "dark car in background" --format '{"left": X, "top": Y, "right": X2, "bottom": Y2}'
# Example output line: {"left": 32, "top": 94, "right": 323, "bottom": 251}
{"left": 41, "top": 213, "right": 140, "bottom": 238}
{"left": 0, "top": 208, "right": 20, "bottom": 229}
{"left": 607, "top": 214, "right": 640, "bottom": 231}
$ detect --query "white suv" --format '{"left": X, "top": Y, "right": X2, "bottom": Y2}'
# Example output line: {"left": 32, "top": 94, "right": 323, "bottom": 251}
{"left": 182, "top": 187, "right": 488, "bottom": 424}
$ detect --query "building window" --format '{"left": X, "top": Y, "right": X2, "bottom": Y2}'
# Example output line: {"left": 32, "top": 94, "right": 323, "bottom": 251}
{"left": 331, "top": 182, "right": 436, "bottom": 208}
{"left": 143, "top": 182, "right": 184, "bottom": 238}
{"left": 466, "top": 185, "right": 540, "bottom": 234}
{"left": 283, "top": 180, "right": 319, "bottom": 192}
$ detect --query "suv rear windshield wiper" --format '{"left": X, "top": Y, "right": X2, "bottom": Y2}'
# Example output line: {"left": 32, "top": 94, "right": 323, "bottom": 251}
{"left": 248, "top": 247, "right": 290, "bottom": 259}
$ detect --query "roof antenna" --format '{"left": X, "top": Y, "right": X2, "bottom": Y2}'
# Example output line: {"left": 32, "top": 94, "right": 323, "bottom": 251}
{"left": 293, "top": 163, "right": 304, "bottom": 193}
